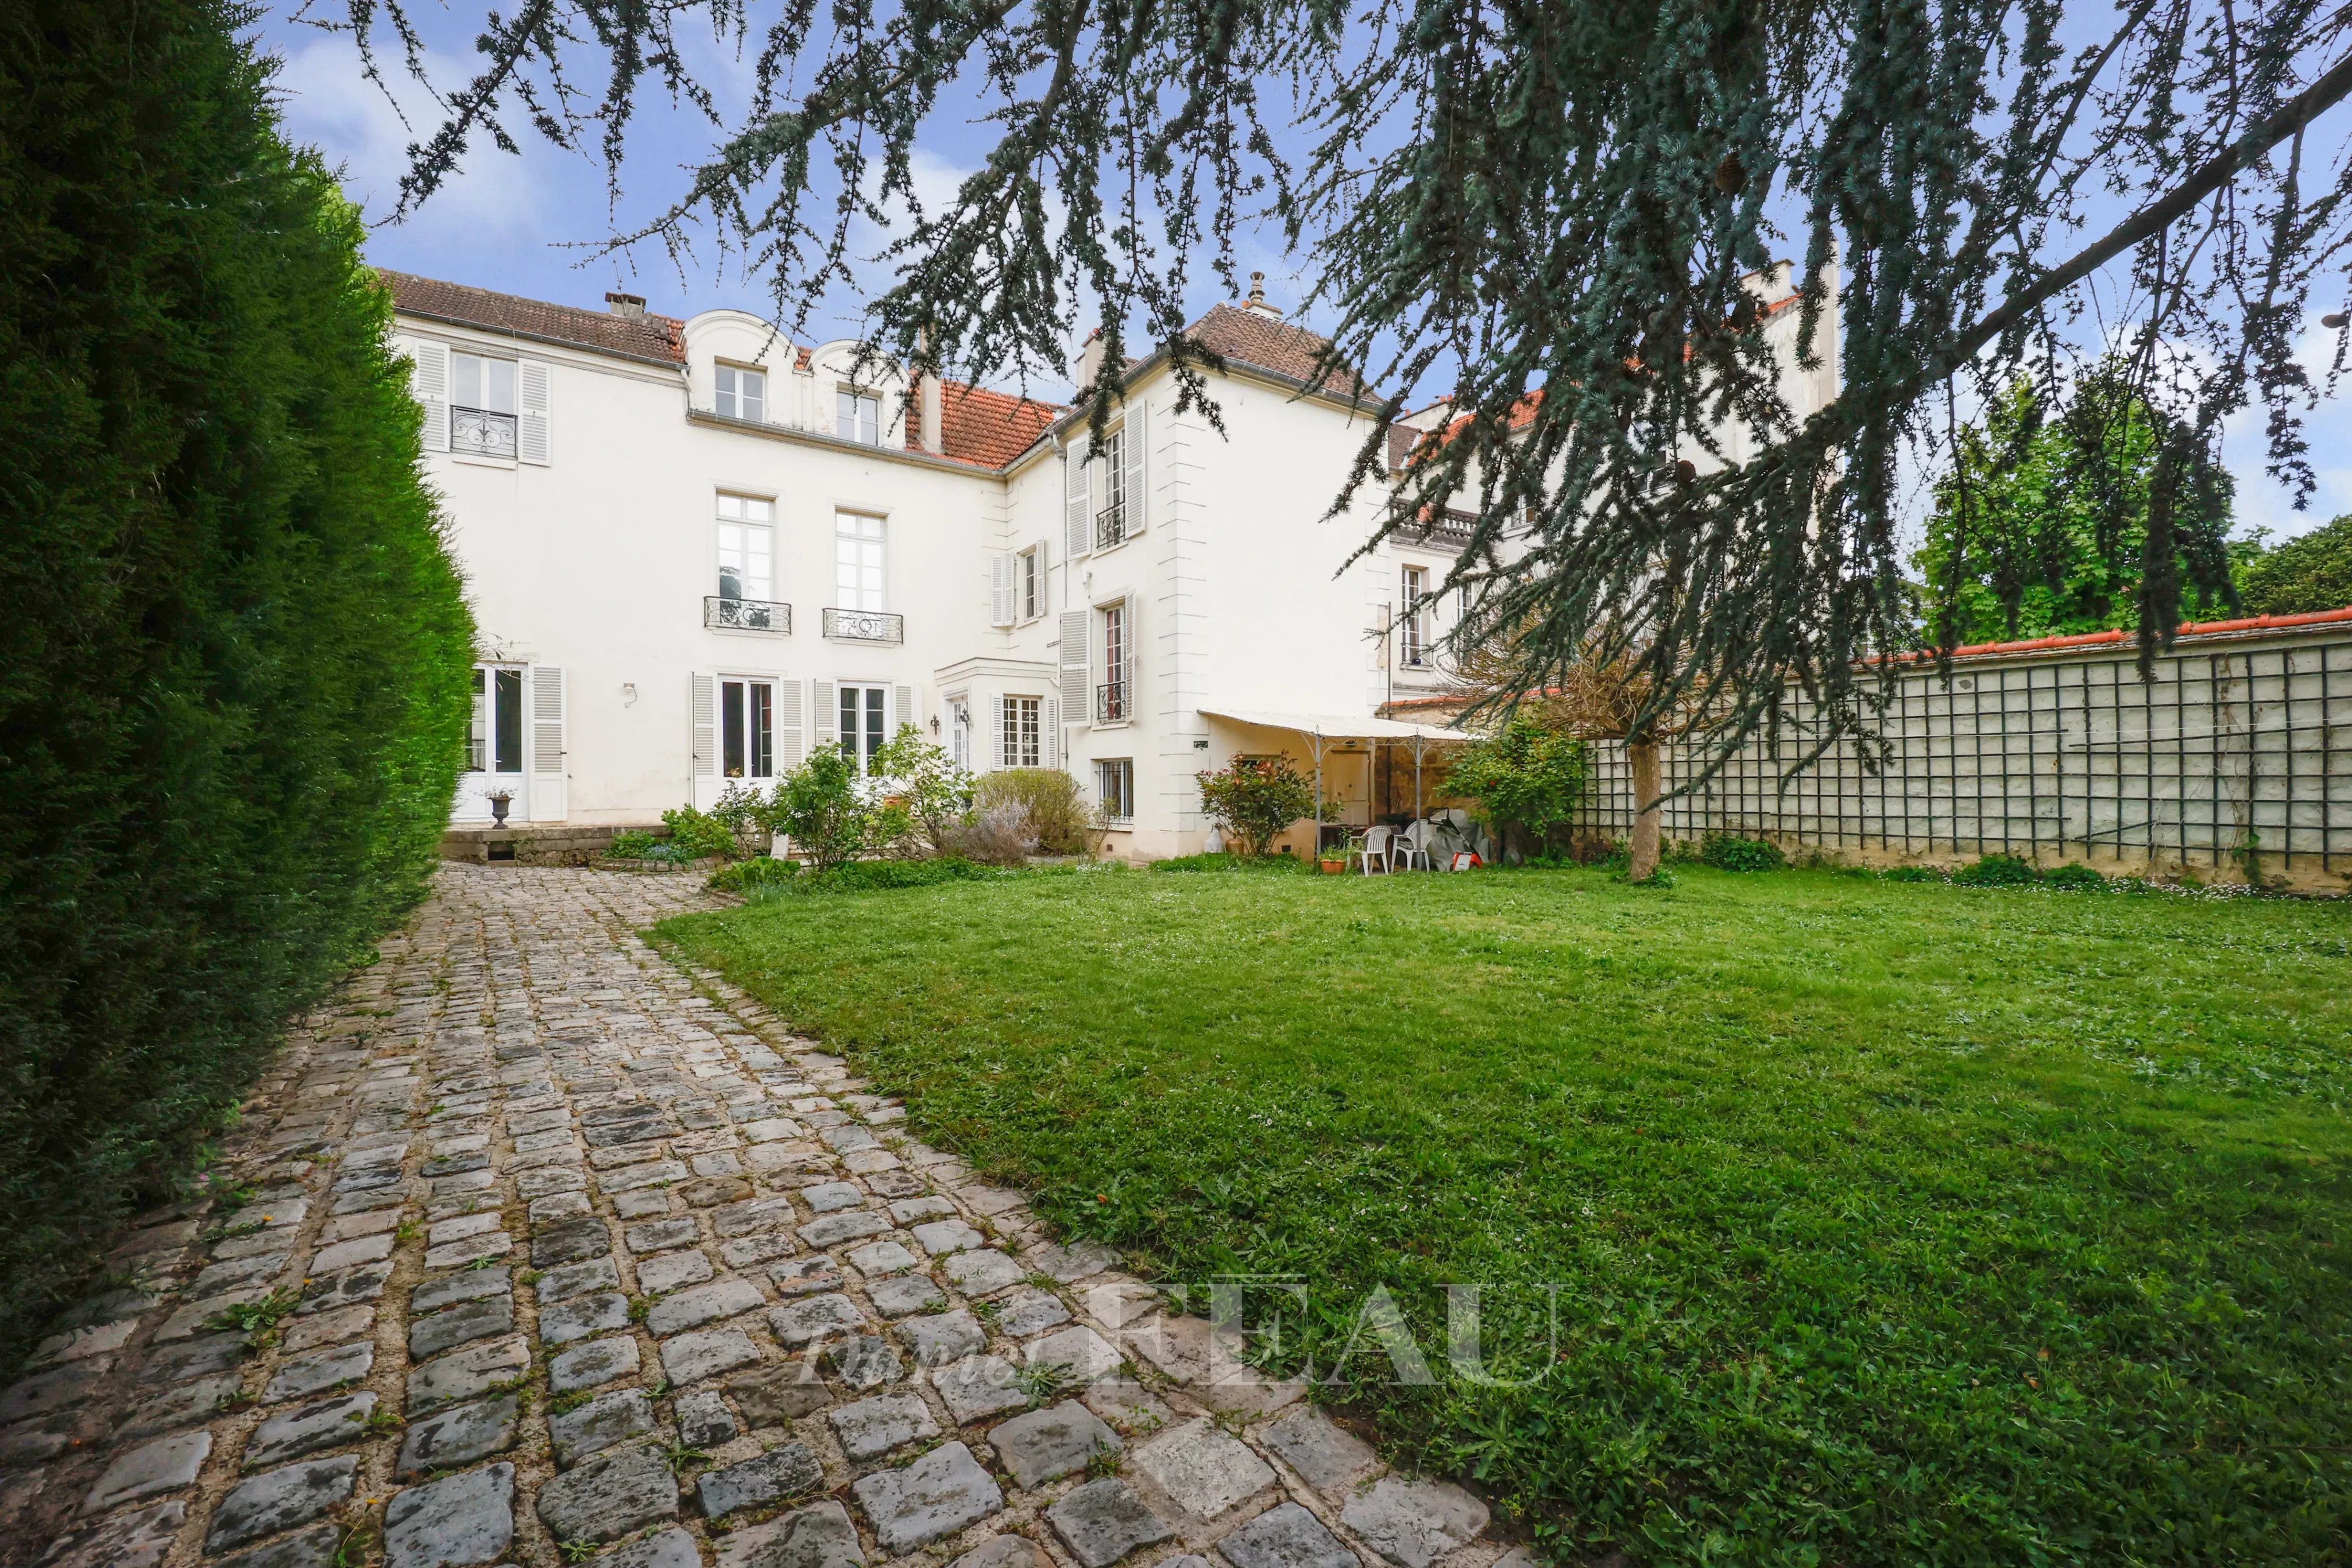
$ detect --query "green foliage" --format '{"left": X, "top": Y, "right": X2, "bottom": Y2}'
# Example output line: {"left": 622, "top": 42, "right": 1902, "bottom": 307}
{"left": 1698, "top": 833, "right": 1785, "bottom": 872}
{"left": 1952, "top": 853, "right": 2041, "bottom": 887}
{"left": 973, "top": 769, "right": 1091, "bottom": 855}
{"left": 0, "top": 0, "right": 470, "bottom": 1368}
{"left": 873, "top": 723, "right": 974, "bottom": 850}
{"left": 668, "top": 866, "right": 2352, "bottom": 1567}
{"left": 606, "top": 829, "right": 694, "bottom": 865}
{"left": 2238, "top": 513, "right": 2352, "bottom": 617}
{"left": 1194, "top": 758, "right": 1316, "bottom": 859}
{"left": 1445, "top": 714, "right": 1586, "bottom": 854}
{"left": 1915, "top": 370, "right": 2241, "bottom": 645}
{"left": 737, "top": 857, "right": 997, "bottom": 900}
{"left": 771, "top": 747, "right": 868, "bottom": 872}
{"left": 659, "top": 804, "right": 743, "bottom": 862}
{"left": 1149, "top": 853, "right": 1309, "bottom": 874}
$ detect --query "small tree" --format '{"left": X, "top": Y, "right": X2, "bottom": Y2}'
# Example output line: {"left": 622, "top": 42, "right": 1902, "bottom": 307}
{"left": 1446, "top": 713, "right": 1586, "bottom": 860}
{"left": 772, "top": 746, "right": 868, "bottom": 871}
{"left": 872, "top": 722, "right": 973, "bottom": 854}
{"left": 2239, "top": 514, "right": 2352, "bottom": 617}
{"left": 1196, "top": 757, "right": 1316, "bottom": 858}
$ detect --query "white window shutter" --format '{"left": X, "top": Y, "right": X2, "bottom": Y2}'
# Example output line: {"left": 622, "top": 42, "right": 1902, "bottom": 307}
{"left": 1032, "top": 539, "right": 1051, "bottom": 617}
{"left": 1045, "top": 698, "right": 1059, "bottom": 767}
{"left": 518, "top": 359, "right": 552, "bottom": 465}
{"left": 409, "top": 338, "right": 450, "bottom": 452}
{"left": 814, "top": 680, "right": 838, "bottom": 753}
{"left": 1123, "top": 402, "right": 1147, "bottom": 533}
{"left": 1063, "top": 442, "right": 1091, "bottom": 558}
{"left": 528, "top": 665, "right": 567, "bottom": 820}
{"left": 1058, "top": 609, "right": 1089, "bottom": 721}
{"left": 893, "top": 684, "right": 915, "bottom": 737}
{"left": 991, "top": 553, "right": 1015, "bottom": 627}
{"left": 691, "top": 673, "right": 717, "bottom": 779}
{"left": 777, "top": 678, "right": 805, "bottom": 769}
{"left": 991, "top": 697, "right": 1005, "bottom": 771}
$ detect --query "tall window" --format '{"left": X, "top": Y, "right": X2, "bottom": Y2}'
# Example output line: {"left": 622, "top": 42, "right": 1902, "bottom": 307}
{"left": 1094, "top": 427, "right": 1127, "bottom": 549}
{"left": 1097, "top": 601, "right": 1129, "bottom": 722}
{"left": 1019, "top": 546, "right": 1040, "bottom": 620}
{"left": 720, "top": 679, "right": 775, "bottom": 779}
{"left": 716, "top": 494, "right": 775, "bottom": 601}
{"left": 1401, "top": 565, "right": 1430, "bottom": 667}
{"left": 451, "top": 353, "right": 518, "bottom": 458}
{"left": 715, "top": 365, "right": 766, "bottom": 423}
{"left": 1097, "top": 759, "right": 1135, "bottom": 823}
{"left": 835, "top": 513, "right": 885, "bottom": 611}
{"left": 837, "top": 389, "right": 882, "bottom": 444}
{"left": 1001, "top": 696, "right": 1041, "bottom": 768}
{"left": 839, "top": 684, "right": 888, "bottom": 770}
{"left": 467, "top": 667, "right": 525, "bottom": 773}
{"left": 949, "top": 699, "right": 970, "bottom": 771}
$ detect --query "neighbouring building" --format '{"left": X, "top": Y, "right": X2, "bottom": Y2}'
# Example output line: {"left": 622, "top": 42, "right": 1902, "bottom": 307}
{"left": 390, "top": 264, "right": 1838, "bottom": 861}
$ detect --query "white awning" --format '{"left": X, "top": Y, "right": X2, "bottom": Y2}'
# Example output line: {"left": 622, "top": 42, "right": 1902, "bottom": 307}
{"left": 1198, "top": 707, "right": 1472, "bottom": 743}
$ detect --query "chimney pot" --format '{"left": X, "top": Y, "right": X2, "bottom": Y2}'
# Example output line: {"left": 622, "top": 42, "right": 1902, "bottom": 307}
{"left": 605, "top": 291, "right": 646, "bottom": 319}
{"left": 1242, "top": 273, "right": 1283, "bottom": 320}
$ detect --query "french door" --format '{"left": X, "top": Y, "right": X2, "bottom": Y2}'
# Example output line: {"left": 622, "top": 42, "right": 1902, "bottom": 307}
{"left": 456, "top": 665, "right": 527, "bottom": 821}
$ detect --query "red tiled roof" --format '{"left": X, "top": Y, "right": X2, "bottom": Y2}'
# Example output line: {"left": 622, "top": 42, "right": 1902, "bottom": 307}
{"left": 1184, "top": 304, "right": 1370, "bottom": 400}
{"left": 380, "top": 270, "right": 685, "bottom": 363}
{"left": 912, "top": 382, "right": 1064, "bottom": 469}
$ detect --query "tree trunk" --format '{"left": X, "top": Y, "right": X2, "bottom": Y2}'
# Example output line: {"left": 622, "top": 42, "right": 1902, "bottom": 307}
{"left": 1627, "top": 737, "right": 1662, "bottom": 881}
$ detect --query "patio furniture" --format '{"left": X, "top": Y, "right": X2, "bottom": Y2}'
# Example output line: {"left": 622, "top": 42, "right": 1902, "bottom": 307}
{"left": 1392, "top": 820, "right": 1434, "bottom": 872}
{"left": 1358, "top": 825, "right": 1396, "bottom": 874}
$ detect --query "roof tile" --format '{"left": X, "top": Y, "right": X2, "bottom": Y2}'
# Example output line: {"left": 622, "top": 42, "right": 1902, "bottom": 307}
{"left": 381, "top": 270, "right": 685, "bottom": 363}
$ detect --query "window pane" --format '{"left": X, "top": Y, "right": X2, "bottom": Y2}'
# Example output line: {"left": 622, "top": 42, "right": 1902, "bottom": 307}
{"left": 741, "top": 371, "right": 765, "bottom": 423}
{"left": 840, "top": 687, "right": 858, "bottom": 762}
{"left": 751, "top": 683, "right": 773, "bottom": 777}
{"left": 723, "top": 680, "right": 746, "bottom": 776}
{"left": 454, "top": 353, "right": 482, "bottom": 410}
{"left": 865, "top": 688, "right": 885, "bottom": 763}
{"left": 485, "top": 357, "right": 516, "bottom": 416}
{"left": 716, "top": 366, "right": 737, "bottom": 418}
{"left": 493, "top": 668, "right": 524, "bottom": 773}
{"left": 466, "top": 668, "right": 487, "bottom": 771}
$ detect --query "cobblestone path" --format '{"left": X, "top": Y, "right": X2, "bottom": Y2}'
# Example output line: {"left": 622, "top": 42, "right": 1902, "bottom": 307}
{"left": 5, "top": 865, "right": 1517, "bottom": 1568}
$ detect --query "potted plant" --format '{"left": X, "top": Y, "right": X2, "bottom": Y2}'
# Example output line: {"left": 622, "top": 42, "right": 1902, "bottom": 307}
{"left": 1318, "top": 835, "right": 1355, "bottom": 874}
{"left": 486, "top": 789, "right": 513, "bottom": 826}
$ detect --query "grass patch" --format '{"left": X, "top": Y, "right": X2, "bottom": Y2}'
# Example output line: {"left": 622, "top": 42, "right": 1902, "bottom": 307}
{"left": 659, "top": 866, "right": 2352, "bottom": 1565}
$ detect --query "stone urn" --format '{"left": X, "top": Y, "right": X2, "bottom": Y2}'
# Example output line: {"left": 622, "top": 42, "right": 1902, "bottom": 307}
{"left": 488, "top": 791, "right": 512, "bottom": 826}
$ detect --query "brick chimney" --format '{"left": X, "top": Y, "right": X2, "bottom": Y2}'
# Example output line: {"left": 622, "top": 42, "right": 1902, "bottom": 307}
{"left": 605, "top": 291, "right": 646, "bottom": 319}
{"left": 1073, "top": 327, "right": 1106, "bottom": 393}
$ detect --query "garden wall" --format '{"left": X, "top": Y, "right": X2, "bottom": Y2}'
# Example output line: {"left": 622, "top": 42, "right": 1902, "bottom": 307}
{"left": 1572, "top": 612, "right": 2352, "bottom": 891}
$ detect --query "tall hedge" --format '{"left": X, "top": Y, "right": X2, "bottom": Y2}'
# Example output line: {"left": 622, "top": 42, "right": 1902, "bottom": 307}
{"left": 0, "top": 0, "right": 473, "bottom": 1365}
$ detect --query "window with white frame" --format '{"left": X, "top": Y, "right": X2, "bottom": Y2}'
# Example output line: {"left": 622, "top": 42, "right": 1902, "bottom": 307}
{"left": 451, "top": 352, "right": 518, "bottom": 458}
{"left": 1001, "top": 696, "right": 1041, "bottom": 768}
{"left": 467, "top": 667, "right": 525, "bottom": 773}
{"left": 1097, "top": 600, "right": 1129, "bottom": 723}
{"left": 715, "top": 365, "right": 767, "bottom": 423}
{"left": 1093, "top": 426, "right": 1127, "bottom": 549}
{"left": 1401, "top": 564, "right": 1430, "bottom": 667}
{"left": 1096, "top": 759, "right": 1135, "bottom": 823}
{"left": 835, "top": 512, "right": 885, "bottom": 611}
{"left": 1019, "top": 545, "right": 1041, "bottom": 620}
{"left": 837, "top": 389, "right": 883, "bottom": 444}
{"left": 949, "top": 698, "right": 971, "bottom": 772}
{"left": 838, "top": 684, "right": 888, "bottom": 771}
{"left": 716, "top": 494, "right": 775, "bottom": 602}
{"left": 721, "top": 677, "right": 776, "bottom": 779}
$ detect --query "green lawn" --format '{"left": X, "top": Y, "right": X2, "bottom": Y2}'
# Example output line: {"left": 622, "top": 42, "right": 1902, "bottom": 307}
{"left": 657, "top": 866, "right": 2352, "bottom": 1566}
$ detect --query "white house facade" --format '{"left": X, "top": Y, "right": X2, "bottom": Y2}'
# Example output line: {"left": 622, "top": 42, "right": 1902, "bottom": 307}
{"left": 390, "top": 264, "right": 1837, "bottom": 861}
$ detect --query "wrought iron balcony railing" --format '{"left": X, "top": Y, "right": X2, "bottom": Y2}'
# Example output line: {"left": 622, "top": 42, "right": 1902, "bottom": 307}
{"left": 822, "top": 607, "right": 904, "bottom": 644}
{"left": 451, "top": 406, "right": 518, "bottom": 459}
{"left": 1094, "top": 676, "right": 1131, "bottom": 725}
{"left": 1093, "top": 504, "right": 1128, "bottom": 552}
{"left": 705, "top": 595, "right": 791, "bottom": 634}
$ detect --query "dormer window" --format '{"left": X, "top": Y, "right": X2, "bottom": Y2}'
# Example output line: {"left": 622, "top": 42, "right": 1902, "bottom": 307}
{"left": 716, "top": 365, "right": 766, "bottom": 423}
{"left": 837, "top": 389, "right": 882, "bottom": 445}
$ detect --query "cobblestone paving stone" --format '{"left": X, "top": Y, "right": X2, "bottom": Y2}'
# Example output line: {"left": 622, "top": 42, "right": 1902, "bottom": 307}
{"left": 2, "top": 866, "right": 1513, "bottom": 1568}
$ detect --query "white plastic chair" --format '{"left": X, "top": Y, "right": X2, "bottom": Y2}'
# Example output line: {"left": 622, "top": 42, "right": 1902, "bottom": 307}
{"left": 1393, "top": 821, "right": 1433, "bottom": 872}
{"left": 1357, "top": 825, "right": 1395, "bottom": 874}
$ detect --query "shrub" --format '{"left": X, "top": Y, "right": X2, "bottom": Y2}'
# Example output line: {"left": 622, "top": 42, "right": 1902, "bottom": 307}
{"left": 1700, "top": 833, "right": 1786, "bottom": 872}
{"left": 1446, "top": 713, "right": 1587, "bottom": 857}
{"left": 1150, "top": 852, "right": 1309, "bottom": 873}
{"left": 709, "top": 856, "right": 800, "bottom": 893}
{"left": 2238, "top": 512, "right": 2352, "bottom": 616}
{"left": 607, "top": 830, "right": 666, "bottom": 860}
{"left": 974, "top": 768, "right": 1091, "bottom": 854}
{"left": 1195, "top": 757, "right": 1316, "bottom": 858}
{"left": 737, "top": 856, "right": 994, "bottom": 897}
{"left": 660, "top": 803, "right": 744, "bottom": 862}
{"left": 769, "top": 747, "right": 870, "bottom": 872}
{"left": 1952, "top": 853, "right": 2041, "bottom": 886}
{"left": 2042, "top": 862, "right": 2109, "bottom": 890}
{"left": 939, "top": 802, "right": 1039, "bottom": 867}
{"left": 0, "top": 1, "right": 471, "bottom": 1367}
{"left": 872, "top": 724, "right": 973, "bottom": 851}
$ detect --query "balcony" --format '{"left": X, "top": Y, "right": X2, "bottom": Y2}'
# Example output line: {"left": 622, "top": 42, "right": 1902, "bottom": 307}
{"left": 451, "top": 406, "right": 517, "bottom": 459}
{"left": 705, "top": 595, "right": 791, "bottom": 634}
{"left": 1094, "top": 676, "right": 1130, "bottom": 725}
{"left": 1093, "top": 504, "right": 1128, "bottom": 553}
{"left": 822, "top": 607, "right": 904, "bottom": 645}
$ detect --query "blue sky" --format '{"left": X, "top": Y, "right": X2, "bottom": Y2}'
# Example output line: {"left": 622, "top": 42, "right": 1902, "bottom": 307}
{"left": 255, "top": 4, "right": 2349, "bottom": 544}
